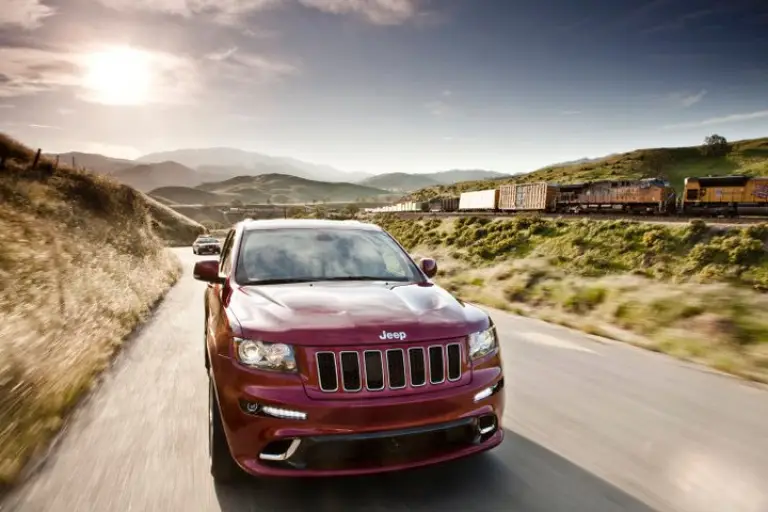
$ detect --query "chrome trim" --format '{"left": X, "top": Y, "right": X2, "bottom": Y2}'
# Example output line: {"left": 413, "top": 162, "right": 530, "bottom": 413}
{"left": 427, "top": 345, "right": 446, "bottom": 385}
{"left": 385, "top": 348, "right": 407, "bottom": 390}
{"left": 339, "top": 350, "right": 362, "bottom": 392}
{"left": 363, "top": 350, "right": 386, "bottom": 391}
{"left": 258, "top": 438, "right": 302, "bottom": 461}
{"left": 478, "top": 424, "right": 495, "bottom": 435}
{"left": 315, "top": 351, "right": 339, "bottom": 392}
{"left": 446, "top": 342, "right": 462, "bottom": 382}
{"left": 407, "top": 347, "right": 427, "bottom": 387}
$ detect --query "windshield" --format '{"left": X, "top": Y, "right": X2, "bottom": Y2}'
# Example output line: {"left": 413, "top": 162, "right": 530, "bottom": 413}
{"left": 235, "top": 228, "right": 421, "bottom": 285}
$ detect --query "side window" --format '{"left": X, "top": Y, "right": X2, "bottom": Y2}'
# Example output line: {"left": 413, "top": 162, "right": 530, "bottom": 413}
{"left": 218, "top": 230, "right": 236, "bottom": 276}
{"left": 686, "top": 189, "right": 699, "bottom": 201}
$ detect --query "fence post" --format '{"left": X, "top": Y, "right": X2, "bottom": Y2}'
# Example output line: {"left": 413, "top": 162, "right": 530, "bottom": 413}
{"left": 32, "top": 149, "right": 41, "bottom": 169}
{"left": 54, "top": 155, "right": 59, "bottom": 171}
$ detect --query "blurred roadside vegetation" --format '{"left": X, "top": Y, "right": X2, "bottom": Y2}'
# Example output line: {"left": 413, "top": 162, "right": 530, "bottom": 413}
{"left": 376, "top": 214, "right": 768, "bottom": 383}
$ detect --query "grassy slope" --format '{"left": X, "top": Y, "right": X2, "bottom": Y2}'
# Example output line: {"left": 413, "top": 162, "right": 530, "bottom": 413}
{"left": 405, "top": 137, "right": 768, "bottom": 201}
{"left": 359, "top": 172, "right": 440, "bottom": 191}
{"left": 149, "top": 186, "right": 223, "bottom": 207}
{"left": 193, "top": 173, "right": 393, "bottom": 203}
{"left": 377, "top": 214, "right": 768, "bottom": 382}
{"left": 0, "top": 133, "right": 202, "bottom": 486}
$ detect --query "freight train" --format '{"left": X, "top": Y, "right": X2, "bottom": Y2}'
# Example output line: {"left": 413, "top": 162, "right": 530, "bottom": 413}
{"left": 365, "top": 175, "right": 768, "bottom": 217}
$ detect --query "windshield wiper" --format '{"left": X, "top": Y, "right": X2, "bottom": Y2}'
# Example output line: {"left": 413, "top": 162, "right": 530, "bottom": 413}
{"left": 319, "top": 276, "right": 410, "bottom": 282}
{"left": 242, "top": 278, "right": 324, "bottom": 285}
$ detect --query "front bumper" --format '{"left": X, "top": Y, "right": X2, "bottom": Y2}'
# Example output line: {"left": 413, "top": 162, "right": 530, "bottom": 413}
{"left": 212, "top": 354, "right": 505, "bottom": 477}
{"left": 195, "top": 245, "right": 221, "bottom": 254}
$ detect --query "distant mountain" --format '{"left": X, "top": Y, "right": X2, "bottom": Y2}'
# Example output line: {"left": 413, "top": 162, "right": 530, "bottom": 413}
{"left": 44, "top": 152, "right": 135, "bottom": 175}
{"left": 149, "top": 173, "right": 393, "bottom": 205}
{"left": 359, "top": 172, "right": 440, "bottom": 191}
{"left": 136, "top": 147, "right": 370, "bottom": 183}
{"left": 359, "top": 169, "right": 508, "bottom": 192}
{"left": 424, "top": 169, "right": 509, "bottom": 185}
{"left": 112, "top": 161, "right": 200, "bottom": 191}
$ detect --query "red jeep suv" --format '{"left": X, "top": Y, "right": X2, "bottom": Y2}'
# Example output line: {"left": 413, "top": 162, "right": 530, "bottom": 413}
{"left": 193, "top": 218, "right": 505, "bottom": 483}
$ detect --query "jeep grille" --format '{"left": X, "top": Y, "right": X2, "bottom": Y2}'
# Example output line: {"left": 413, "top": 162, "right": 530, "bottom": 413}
{"left": 314, "top": 342, "right": 463, "bottom": 394}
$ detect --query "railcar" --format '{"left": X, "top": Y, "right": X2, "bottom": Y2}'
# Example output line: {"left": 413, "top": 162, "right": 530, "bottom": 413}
{"left": 682, "top": 175, "right": 768, "bottom": 216}
{"left": 498, "top": 182, "right": 558, "bottom": 212}
{"left": 553, "top": 178, "right": 676, "bottom": 215}
{"left": 458, "top": 189, "right": 499, "bottom": 212}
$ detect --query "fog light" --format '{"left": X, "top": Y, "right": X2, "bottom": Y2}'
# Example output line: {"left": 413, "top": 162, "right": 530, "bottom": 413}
{"left": 261, "top": 405, "right": 307, "bottom": 420}
{"left": 473, "top": 378, "right": 504, "bottom": 403}
{"left": 474, "top": 387, "right": 493, "bottom": 402}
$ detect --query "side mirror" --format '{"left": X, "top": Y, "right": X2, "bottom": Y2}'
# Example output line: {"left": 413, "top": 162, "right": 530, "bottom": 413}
{"left": 419, "top": 257, "right": 438, "bottom": 278}
{"left": 193, "top": 260, "right": 224, "bottom": 284}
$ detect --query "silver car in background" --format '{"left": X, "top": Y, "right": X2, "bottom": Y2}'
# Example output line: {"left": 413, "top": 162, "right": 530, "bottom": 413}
{"left": 192, "top": 235, "right": 222, "bottom": 255}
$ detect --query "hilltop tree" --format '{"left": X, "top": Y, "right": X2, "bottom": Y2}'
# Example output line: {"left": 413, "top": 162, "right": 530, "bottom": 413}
{"left": 700, "top": 134, "right": 731, "bottom": 157}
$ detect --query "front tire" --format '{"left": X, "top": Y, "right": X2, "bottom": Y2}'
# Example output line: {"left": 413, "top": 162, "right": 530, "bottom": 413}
{"left": 209, "top": 376, "right": 242, "bottom": 484}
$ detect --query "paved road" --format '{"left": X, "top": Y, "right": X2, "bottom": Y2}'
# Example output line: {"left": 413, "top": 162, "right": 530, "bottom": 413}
{"left": 4, "top": 248, "right": 768, "bottom": 512}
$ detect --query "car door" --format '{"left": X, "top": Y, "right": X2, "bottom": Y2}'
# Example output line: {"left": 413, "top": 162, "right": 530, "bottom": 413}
{"left": 207, "top": 229, "right": 236, "bottom": 359}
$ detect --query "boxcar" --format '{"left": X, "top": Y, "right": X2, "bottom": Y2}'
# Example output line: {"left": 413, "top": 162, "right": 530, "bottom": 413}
{"left": 682, "top": 175, "right": 768, "bottom": 216}
{"left": 458, "top": 189, "right": 499, "bottom": 211}
{"left": 498, "top": 182, "right": 557, "bottom": 212}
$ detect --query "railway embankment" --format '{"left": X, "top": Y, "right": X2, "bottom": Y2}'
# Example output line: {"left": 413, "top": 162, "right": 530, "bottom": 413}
{"left": 378, "top": 214, "right": 768, "bottom": 383}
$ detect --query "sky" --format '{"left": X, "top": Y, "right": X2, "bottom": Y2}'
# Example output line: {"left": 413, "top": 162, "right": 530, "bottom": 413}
{"left": 1, "top": 0, "right": 767, "bottom": 176}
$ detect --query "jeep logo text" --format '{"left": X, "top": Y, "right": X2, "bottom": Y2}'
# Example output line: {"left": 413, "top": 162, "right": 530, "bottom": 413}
{"left": 379, "top": 330, "right": 407, "bottom": 341}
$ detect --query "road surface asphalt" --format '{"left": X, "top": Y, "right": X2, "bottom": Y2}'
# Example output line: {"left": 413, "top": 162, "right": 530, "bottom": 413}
{"left": 4, "top": 248, "right": 768, "bottom": 512}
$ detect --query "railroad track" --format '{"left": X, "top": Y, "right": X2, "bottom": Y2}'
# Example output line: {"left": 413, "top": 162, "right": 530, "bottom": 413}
{"left": 368, "top": 211, "right": 768, "bottom": 225}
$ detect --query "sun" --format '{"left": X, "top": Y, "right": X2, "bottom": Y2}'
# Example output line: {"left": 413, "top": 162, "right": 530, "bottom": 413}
{"left": 82, "top": 46, "right": 154, "bottom": 106}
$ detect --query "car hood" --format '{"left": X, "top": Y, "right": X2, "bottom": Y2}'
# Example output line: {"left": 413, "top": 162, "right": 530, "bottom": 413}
{"left": 228, "top": 281, "right": 490, "bottom": 346}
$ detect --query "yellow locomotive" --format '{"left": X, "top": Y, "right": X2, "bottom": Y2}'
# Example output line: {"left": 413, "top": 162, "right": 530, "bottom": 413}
{"left": 682, "top": 176, "right": 768, "bottom": 216}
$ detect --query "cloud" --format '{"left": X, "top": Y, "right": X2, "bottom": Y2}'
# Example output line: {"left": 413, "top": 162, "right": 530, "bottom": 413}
{"left": 663, "top": 110, "right": 768, "bottom": 130}
{"left": 204, "top": 46, "right": 298, "bottom": 84}
{"left": 0, "top": 47, "right": 82, "bottom": 98}
{"left": 424, "top": 99, "right": 456, "bottom": 117}
{"left": 92, "top": 0, "right": 281, "bottom": 25}
{"left": 92, "top": 0, "right": 422, "bottom": 25}
{"left": 0, "top": 103, "right": 16, "bottom": 109}
{"left": 560, "top": 110, "right": 582, "bottom": 115}
{"left": 666, "top": 89, "right": 707, "bottom": 108}
{"left": 680, "top": 90, "right": 706, "bottom": 107}
{"left": 298, "top": 0, "right": 420, "bottom": 25}
{"left": 0, "top": 46, "right": 201, "bottom": 105}
{"left": 0, "top": 0, "right": 56, "bottom": 29}
{"left": 28, "top": 123, "right": 63, "bottom": 130}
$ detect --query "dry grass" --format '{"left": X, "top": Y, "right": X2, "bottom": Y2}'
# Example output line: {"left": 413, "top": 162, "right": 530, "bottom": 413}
{"left": 392, "top": 215, "right": 768, "bottom": 384}
{"left": 0, "top": 134, "right": 195, "bottom": 486}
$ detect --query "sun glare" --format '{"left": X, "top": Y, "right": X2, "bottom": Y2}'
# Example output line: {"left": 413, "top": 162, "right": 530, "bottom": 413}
{"left": 82, "top": 46, "right": 154, "bottom": 106}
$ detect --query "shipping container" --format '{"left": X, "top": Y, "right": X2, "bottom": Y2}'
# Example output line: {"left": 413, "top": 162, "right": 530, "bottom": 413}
{"left": 458, "top": 189, "right": 499, "bottom": 211}
{"left": 498, "top": 182, "right": 556, "bottom": 211}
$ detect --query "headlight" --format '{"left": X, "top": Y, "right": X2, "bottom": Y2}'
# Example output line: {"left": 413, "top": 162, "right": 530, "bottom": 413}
{"left": 234, "top": 338, "right": 297, "bottom": 372}
{"left": 468, "top": 327, "right": 497, "bottom": 360}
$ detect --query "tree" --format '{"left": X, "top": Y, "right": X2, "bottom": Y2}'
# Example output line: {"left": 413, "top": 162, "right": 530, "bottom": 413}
{"left": 230, "top": 199, "right": 244, "bottom": 208}
{"left": 700, "top": 134, "right": 731, "bottom": 157}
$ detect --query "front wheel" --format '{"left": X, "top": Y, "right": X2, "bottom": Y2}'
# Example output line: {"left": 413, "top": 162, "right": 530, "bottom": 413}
{"left": 209, "top": 377, "right": 242, "bottom": 484}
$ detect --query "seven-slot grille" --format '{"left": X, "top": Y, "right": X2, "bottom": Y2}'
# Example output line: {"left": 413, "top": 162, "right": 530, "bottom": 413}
{"left": 315, "top": 344, "right": 463, "bottom": 393}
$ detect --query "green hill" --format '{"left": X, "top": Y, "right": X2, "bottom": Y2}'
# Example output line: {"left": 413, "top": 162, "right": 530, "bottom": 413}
{"left": 404, "top": 137, "right": 768, "bottom": 201}
{"left": 192, "top": 173, "right": 392, "bottom": 204}
{"left": 149, "top": 186, "right": 224, "bottom": 205}
{"left": 359, "top": 169, "right": 508, "bottom": 192}
{"left": 359, "top": 172, "right": 440, "bottom": 191}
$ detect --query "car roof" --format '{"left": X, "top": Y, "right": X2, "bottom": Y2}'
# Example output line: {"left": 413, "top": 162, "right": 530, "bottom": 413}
{"left": 239, "top": 218, "right": 382, "bottom": 232}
